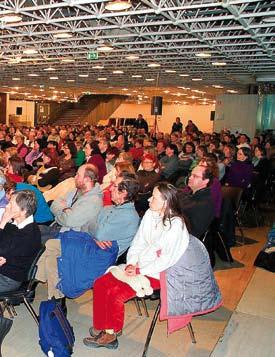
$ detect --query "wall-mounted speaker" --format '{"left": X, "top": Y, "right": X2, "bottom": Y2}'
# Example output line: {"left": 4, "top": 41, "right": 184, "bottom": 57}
{"left": 210, "top": 111, "right": 215, "bottom": 121}
{"left": 151, "top": 96, "right": 163, "bottom": 116}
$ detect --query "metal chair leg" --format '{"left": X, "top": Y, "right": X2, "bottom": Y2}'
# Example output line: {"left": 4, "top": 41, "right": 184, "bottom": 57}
{"left": 23, "top": 297, "right": 39, "bottom": 325}
{"left": 217, "top": 231, "right": 232, "bottom": 265}
{"left": 133, "top": 298, "right": 142, "bottom": 316}
{"left": 187, "top": 322, "right": 196, "bottom": 344}
{"left": 142, "top": 302, "right": 160, "bottom": 357}
{"left": 140, "top": 298, "right": 149, "bottom": 318}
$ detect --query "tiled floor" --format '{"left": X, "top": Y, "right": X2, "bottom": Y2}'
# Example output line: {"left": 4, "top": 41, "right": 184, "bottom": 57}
{"left": 2, "top": 226, "right": 273, "bottom": 357}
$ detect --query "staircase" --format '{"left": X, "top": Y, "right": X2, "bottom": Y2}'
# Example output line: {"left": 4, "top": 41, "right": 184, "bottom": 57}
{"left": 53, "top": 94, "right": 126, "bottom": 126}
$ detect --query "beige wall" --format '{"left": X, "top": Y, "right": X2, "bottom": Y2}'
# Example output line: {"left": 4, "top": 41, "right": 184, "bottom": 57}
{"left": 8, "top": 100, "right": 35, "bottom": 126}
{"left": 111, "top": 102, "right": 215, "bottom": 133}
{"left": 214, "top": 95, "right": 259, "bottom": 138}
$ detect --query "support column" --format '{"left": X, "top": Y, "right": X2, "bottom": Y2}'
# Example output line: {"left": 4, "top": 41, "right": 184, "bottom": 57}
{"left": 0, "top": 93, "right": 9, "bottom": 125}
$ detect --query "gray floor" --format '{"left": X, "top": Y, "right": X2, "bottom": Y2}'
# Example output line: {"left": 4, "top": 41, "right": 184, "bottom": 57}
{"left": 212, "top": 269, "right": 275, "bottom": 357}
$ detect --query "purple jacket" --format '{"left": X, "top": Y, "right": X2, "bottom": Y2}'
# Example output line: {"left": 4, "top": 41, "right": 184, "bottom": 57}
{"left": 224, "top": 161, "right": 253, "bottom": 189}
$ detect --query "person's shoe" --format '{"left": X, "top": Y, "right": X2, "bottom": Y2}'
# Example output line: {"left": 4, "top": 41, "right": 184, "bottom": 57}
{"left": 89, "top": 326, "right": 122, "bottom": 337}
{"left": 83, "top": 331, "right": 118, "bottom": 349}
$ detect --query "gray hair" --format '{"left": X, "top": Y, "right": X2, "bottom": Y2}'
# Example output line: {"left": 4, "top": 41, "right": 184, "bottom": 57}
{"left": 12, "top": 190, "right": 37, "bottom": 217}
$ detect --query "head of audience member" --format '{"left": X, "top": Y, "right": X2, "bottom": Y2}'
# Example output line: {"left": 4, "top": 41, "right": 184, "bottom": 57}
{"left": 15, "top": 135, "right": 24, "bottom": 146}
{"left": 199, "top": 154, "right": 219, "bottom": 178}
{"left": 156, "top": 140, "right": 166, "bottom": 155}
{"left": 254, "top": 145, "right": 266, "bottom": 159}
{"left": 106, "top": 147, "right": 119, "bottom": 163}
{"left": 116, "top": 152, "right": 133, "bottom": 164}
{"left": 239, "top": 134, "right": 250, "bottom": 145}
{"left": 165, "top": 143, "right": 178, "bottom": 157}
{"left": 134, "top": 138, "right": 143, "bottom": 149}
{"left": 223, "top": 144, "right": 236, "bottom": 160}
{"left": 183, "top": 142, "right": 195, "bottom": 154}
{"left": 251, "top": 136, "right": 260, "bottom": 147}
{"left": 33, "top": 140, "right": 41, "bottom": 152}
{"left": 68, "top": 132, "right": 75, "bottom": 141}
{"left": 63, "top": 142, "right": 77, "bottom": 159}
{"left": 42, "top": 148, "right": 59, "bottom": 168}
{"left": 6, "top": 190, "right": 37, "bottom": 224}
{"left": 98, "top": 138, "right": 109, "bottom": 154}
{"left": 75, "top": 141, "right": 83, "bottom": 152}
{"left": 59, "top": 129, "right": 68, "bottom": 140}
{"left": 196, "top": 145, "right": 207, "bottom": 159}
{"left": 7, "top": 155, "right": 25, "bottom": 176}
{"left": 84, "top": 141, "right": 101, "bottom": 158}
{"left": 141, "top": 154, "right": 158, "bottom": 172}
{"left": 149, "top": 182, "right": 188, "bottom": 227}
{"left": 47, "top": 140, "right": 58, "bottom": 151}
{"left": 237, "top": 147, "right": 252, "bottom": 163}
{"left": 0, "top": 151, "right": 6, "bottom": 169}
{"left": 114, "top": 162, "right": 135, "bottom": 178}
{"left": 170, "top": 133, "right": 179, "bottom": 144}
{"left": 209, "top": 140, "right": 220, "bottom": 153}
{"left": 188, "top": 165, "right": 213, "bottom": 193}
{"left": 75, "top": 164, "right": 98, "bottom": 193}
{"left": 110, "top": 172, "right": 139, "bottom": 205}
{"left": 84, "top": 131, "right": 92, "bottom": 142}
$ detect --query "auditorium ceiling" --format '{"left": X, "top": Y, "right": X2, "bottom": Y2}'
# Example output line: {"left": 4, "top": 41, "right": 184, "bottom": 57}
{"left": 0, "top": 0, "right": 274, "bottom": 105}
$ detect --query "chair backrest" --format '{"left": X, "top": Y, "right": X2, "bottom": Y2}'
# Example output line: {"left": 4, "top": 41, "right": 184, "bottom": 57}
{"left": 26, "top": 246, "right": 46, "bottom": 288}
{"left": 221, "top": 186, "right": 243, "bottom": 210}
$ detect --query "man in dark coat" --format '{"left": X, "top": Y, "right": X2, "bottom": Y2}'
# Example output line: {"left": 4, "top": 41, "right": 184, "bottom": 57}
{"left": 133, "top": 114, "right": 148, "bottom": 133}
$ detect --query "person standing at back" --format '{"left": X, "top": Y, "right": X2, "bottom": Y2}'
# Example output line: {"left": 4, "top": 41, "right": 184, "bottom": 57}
{"left": 171, "top": 117, "right": 183, "bottom": 134}
{"left": 133, "top": 114, "right": 148, "bottom": 134}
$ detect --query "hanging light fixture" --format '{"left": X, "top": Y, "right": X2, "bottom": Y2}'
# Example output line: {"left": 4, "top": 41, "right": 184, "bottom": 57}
{"left": 0, "top": 14, "right": 22, "bottom": 23}
{"left": 105, "top": 0, "right": 132, "bottom": 11}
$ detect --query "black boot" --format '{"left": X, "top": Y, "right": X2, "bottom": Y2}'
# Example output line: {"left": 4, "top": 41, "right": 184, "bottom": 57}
{"left": 55, "top": 297, "right": 67, "bottom": 316}
{"left": 0, "top": 316, "right": 13, "bottom": 357}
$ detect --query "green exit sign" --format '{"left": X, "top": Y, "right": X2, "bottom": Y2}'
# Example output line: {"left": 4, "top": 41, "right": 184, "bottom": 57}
{"left": 87, "top": 51, "right": 98, "bottom": 60}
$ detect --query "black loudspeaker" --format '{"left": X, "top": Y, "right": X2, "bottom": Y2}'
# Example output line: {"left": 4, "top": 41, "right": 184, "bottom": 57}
{"left": 210, "top": 111, "right": 215, "bottom": 121}
{"left": 248, "top": 84, "right": 258, "bottom": 94}
{"left": 151, "top": 96, "right": 163, "bottom": 115}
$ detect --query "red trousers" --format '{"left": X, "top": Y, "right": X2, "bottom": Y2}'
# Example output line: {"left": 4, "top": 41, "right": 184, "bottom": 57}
{"left": 93, "top": 272, "right": 160, "bottom": 332}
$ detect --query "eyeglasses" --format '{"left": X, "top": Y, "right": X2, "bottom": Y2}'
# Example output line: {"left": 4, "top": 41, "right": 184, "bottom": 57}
{"left": 143, "top": 161, "right": 154, "bottom": 164}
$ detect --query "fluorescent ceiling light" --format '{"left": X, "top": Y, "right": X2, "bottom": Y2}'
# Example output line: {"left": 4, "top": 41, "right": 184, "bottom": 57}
{"left": 12, "top": 77, "right": 20, "bottom": 81}
{"left": 78, "top": 74, "right": 89, "bottom": 77}
{"left": 53, "top": 32, "right": 73, "bottom": 39}
{"left": 0, "top": 14, "right": 22, "bottom": 23}
{"left": 28, "top": 73, "right": 39, "bottom": 77}
{"left": 44, "top": 67, "right": 55, "bottom": 71}
{"left": 49, "top": 76, "right": 59, "bottom": 79}
{"left": 164, "top": 90, "right": 170, "bottom": 93}
{"left": 97, "top": 77, "right": 107, "bottom": 81}
{"left": 192, "top": 78, "right": 202, "bottom": 81}
{"left": 262, "top": 16, "right": 275, "bottom": 23}
{"left": 113, "top": 70, "right": 124, "bottom": 74}
{"left": 212, "top": 62, "right": 227, "bottom": 66}
{"left": 66, "top": 79, "right": 75, "bottom": 82}
{"left": 126, "top": 55, "right": 139, "bottom": 60}
{"left": 23, "top": 48, "right": 38, "bottom": 55}
{"left": 92, "top": 65, "right": 104, "bottom": 69}
{"left": 97, "top": 45, "right": 113, "bottom": 52}
{"left": 195, "top": 52, "right": 211, "bottom": 58}
{"left": 122, "top": 88, "right": 128, "bottom": 91}
{"left": 212, "top": 85, "right": 223, "bottom": 88}
{"left": 227, "top": 89, "right": 238, "bottom": 93}
{"left": 147, "top": 63, "right": 160, "bottom": 68}
{"left": 132, "top": 74, "right": 142, "bottom": 78}
{"left": 105, "top": 0, "right": 131, "bottom": 11}
{"left": 61, "top": 58, "right": 75, "bottom": 63}
{"left": 179, "top": 74, "right": 189, "bottom": 77}
{"left": 145, "top": 78, "right": 155, "bottom": 81}
{"left": 165, "top": 70, "right": 176, "bottom": 73}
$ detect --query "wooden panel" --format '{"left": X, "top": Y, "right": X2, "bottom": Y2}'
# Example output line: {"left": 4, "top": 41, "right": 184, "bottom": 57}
{"left": 0, "top": 93, "right": 7, "bottom": 124}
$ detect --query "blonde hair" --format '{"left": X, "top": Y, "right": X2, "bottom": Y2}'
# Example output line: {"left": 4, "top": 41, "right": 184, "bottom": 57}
{"left": 115, "top": 161, "right": 136, "bottom": 175}
{"left": 117, "top": 152, "right": 133, "bottom": 164}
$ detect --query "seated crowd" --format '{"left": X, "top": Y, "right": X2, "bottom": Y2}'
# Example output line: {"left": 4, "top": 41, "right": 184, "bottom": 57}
{"left": 0, "top": 119, "right": 273, "bottom": 350}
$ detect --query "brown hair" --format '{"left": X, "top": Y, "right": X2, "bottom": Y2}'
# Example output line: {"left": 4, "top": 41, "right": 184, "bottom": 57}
{"left": 115, "top": 161, "right": 136, "bottom": 175}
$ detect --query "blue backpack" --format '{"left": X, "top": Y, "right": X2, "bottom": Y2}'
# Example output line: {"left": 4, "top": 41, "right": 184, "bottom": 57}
{"left": 39, "top": 299, "right": 75, "bottom": 357}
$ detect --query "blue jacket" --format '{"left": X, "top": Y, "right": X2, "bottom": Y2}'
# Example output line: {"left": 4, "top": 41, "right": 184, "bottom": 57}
{"left": 95, "top": 202, "right": 140, "bottom": 256}
{"left": 57, "top": 230, "right": 118, "bottom": 298}
{"left": 16, "top": 183, "right": 54, "bottom": 223}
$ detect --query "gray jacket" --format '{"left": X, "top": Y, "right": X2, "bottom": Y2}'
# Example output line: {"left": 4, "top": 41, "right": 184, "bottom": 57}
{"left": 51, "top": 183, "right": 103, "bottom": 234}
{"left": 162, "top": 234, "right": 222, "bottom": 317}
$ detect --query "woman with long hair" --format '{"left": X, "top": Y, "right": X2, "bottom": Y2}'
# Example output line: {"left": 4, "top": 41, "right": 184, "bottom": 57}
{"left": 84, "top": 141, "right": 107, "bottom": 184}
{"left": 58, "top": 142, "right": 77, "bottom": 182}
{"left": 83, "top": 182, "right": 190, "bottom": 349}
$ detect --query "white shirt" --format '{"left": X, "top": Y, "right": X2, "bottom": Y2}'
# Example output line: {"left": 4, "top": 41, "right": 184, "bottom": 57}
{"left": 127, "top": 209, "right": 189, "bottom": 279}
{"left": 12, "top": 215, "right": 34, "bottom": 229}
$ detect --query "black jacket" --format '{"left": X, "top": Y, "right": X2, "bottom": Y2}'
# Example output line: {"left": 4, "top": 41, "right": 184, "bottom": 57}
{"left": 0, "top": 222, "right": 41, "bottom": 282}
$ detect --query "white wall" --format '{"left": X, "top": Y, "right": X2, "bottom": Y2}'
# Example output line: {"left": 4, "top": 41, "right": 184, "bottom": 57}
{"left": 111, "top": 102, "right": 215, "bottom": 133}
{"left": 214, "top": 95, "right": 259, "bottom": 138}
{"left": 7, "top": 100, "right": 35, "bottom": 126}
